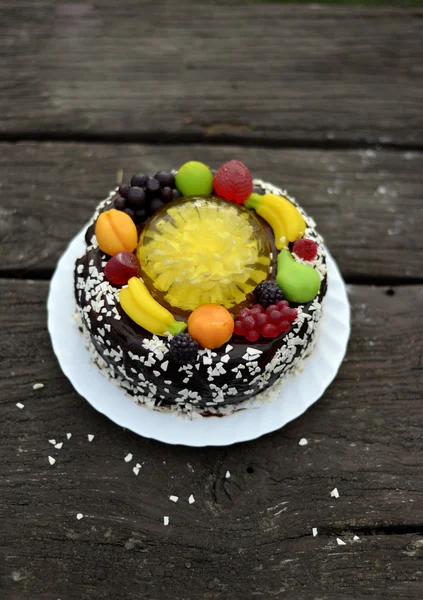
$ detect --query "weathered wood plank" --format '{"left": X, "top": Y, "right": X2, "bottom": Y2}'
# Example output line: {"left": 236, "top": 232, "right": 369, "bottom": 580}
{"left": 0, "top": 142, "right": 421, "bottom": 280}
{"left": 1, "top": 280, "right": 422, "bottom": 598}
{"left": 1, "top": 1, "right": 422, "bottom": 144}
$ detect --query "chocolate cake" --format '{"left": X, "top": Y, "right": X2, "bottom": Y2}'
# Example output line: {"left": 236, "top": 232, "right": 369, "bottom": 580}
{"left": 74, "top": 161, "right": 327, "bottom": 414}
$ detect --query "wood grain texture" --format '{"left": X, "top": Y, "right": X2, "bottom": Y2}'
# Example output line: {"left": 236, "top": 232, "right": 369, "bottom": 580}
{"left": 0, "top": 142, "right": 421, "bottom": 280}
{"left": 1, "top": 280, "right": 422, "bottom": 599}
{"left": 1, "top": 1, "right": 423, "bottom": 144}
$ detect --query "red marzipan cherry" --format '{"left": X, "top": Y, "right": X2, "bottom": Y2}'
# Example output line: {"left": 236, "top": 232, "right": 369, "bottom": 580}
{"left": 104, "top": 251, "right": 140, "bottom": 285}
{"left": 213, "top": 160, "right": 253, "bottom": 204}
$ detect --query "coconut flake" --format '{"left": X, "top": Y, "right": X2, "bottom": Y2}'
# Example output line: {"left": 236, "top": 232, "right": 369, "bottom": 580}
{"left": 299, "top": 438, "right": 308, "bottom": 446}
{"left": 48, "top": 456, "right": 56, "bottom": 466}
{"left": 330, "top": 488, "right": 340, "bottom": 499}
{"left": 133, "top": 466, "right": 140, "bottom": 476}
{"left": 33, "top": 383, "right": 44, "bottom": 390}
{"left": 55, "top": 442, "right": 63, "bottom": 449}
{"left": 336, "top": 538, "right": 346, "bottom": 546}
{"left": 188, "top": 494, "right": 195, "bottom": 504}
{"left": 66, "top": 433, "right": 72, "bottom": 440}
{"left": 87, "top": 434, "right": 95, "bottom": 442}
{"left": 312, "top": 527, "right": 318, "bottom": 537}
{"left": 353, "top": 535, "right": 360, "bottom": 541}
{"left": 16, "top": 403, "right": 24, "bottom": 409}
{"left": 48, "top": 439, "right": 56, "bottom": 445}
{"left": 225, "top": 471, "right": 231, "bottom": 479}
{"left": 76, "top": 513, "right": 84, "bottom": 520}
{"left": 124, "top": 453, "right": 133, "bottom": 463}
{"left": 163, "top": 516, "right": 169, "bottom": 526}
{"left": 169, "top": 495, "right": 179, "bottom": 503}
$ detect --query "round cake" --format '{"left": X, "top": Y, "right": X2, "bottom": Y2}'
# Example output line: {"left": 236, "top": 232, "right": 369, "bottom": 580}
{"left": 74, "top": 160, "right": 327, "bottom": 414}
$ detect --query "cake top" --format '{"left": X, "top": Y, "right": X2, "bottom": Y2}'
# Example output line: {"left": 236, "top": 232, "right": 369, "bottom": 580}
{"left": 89, "top": 159, "right": 324, "bottom": 364}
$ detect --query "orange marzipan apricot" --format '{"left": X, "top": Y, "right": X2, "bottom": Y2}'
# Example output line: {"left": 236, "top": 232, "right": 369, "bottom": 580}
{"left": 95, "top": 209, "right": 138, "bottom": 256}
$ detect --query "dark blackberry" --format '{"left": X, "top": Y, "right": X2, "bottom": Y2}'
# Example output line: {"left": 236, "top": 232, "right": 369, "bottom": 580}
{"left": 127, "top": 186, "right": 146, "bottom": 209}
{"left": 170, "top": 333, "right": 199, "bottom": 365}
{"left": 161, "top": 186, "right": 173, "bottom": 203}
{"left": 118, "top": 184, "right": 130, "bottom": 199}
{"left": 172, "top": 188, "right": 182, "bottom": 200}
{"left": 114, "top": 196, "right": 127, "bottom": 211}
{"left": 131, "top": 174, "right": 148, "bottom": 188}
{"left": 155, "top": 171, "right": 175, "bottom": 188}
{"left": 146, "top": 178, "right": 161, "bottom": 197}
{"left": 254, "top": 280, "right": 284, "bottom": 308}
{"left": 124, "top": 207, "right": 136, "bottom": 220}
{"left": 150, "top": 198, "right": 165, "bottom": 214}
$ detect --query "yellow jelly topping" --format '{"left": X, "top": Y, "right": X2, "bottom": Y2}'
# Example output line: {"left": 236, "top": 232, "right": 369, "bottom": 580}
{"left": 137, "top": 196, "right": 271, "bottom": 312}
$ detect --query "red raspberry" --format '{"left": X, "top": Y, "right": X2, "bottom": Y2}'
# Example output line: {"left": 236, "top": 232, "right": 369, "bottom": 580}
{"left": 245, "top": 329, "right": 260, "bottom": 342}
{"left": 262, "top": 323, "right": 279, "bottom": 338}
{"left": 256, "top": 313, "right": 268, "bottom": 331}
{"left": 242, "top": 316, "right": 256, "bottom": 330}
{"left": 213, "top": 160, "right": 253, "bottom": 205}
{"left": 292, "top": 239, "right": 318, "bottom": 261}
{"left": 234, "top": 321, "right": 245, "bottom": 336}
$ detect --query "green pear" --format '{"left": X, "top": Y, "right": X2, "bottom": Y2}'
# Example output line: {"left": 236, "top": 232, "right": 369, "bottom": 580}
{"left": 276, "top": 249, "right": 321, "bottom": 303}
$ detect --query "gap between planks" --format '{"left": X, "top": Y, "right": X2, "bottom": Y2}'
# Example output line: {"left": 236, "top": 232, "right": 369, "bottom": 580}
{"left": 1, "top": 132, "right": 423, "bottom": 153}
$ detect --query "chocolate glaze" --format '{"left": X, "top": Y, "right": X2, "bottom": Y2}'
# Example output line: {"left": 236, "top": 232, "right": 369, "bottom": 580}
{"left": 74, "top": 180, "right": 327, "bottom": 411}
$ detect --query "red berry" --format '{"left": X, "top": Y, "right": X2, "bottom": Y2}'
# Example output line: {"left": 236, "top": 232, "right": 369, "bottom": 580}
{"left": 265, "top": 304, "right": 277, "bottom": 315}
{"left": 242, "top": 316, "right": 256, "bottom": 330}
{"left": 104, "top": 251, "right": 139, "bottom": 285}
{"left": 234, "top": 320, "right": 246, "bottom": 336}
{"left": 276, "top": 300, "right": 289, "bottom": 310}
{"left": 238, "top": 308, "right": 250, "bottom": 320}
{"left": 213, "top": 160, "right": 253, "bottom": 205}
{"left": 250, "top": 306, "right": 263, "bottom": 317}
{"left": 256, "top": 313, "right": 268, "bottom": 330}
{"left": 269, "top": 310, "right": 282, "bottom": 324}
{"left": 262, "top": 323, "right": 279, "bottom": 338}
{"left": 281, "top": 307, "right": 298, "bottom": 323}
{"left": 278, "top": 320, "right": 291, "bottom": 333}
{"left": 245, "top": 329, "right": 260, "bottom": 342}
{"left": 292, "top": 238, "right": 318, "bottom": 261}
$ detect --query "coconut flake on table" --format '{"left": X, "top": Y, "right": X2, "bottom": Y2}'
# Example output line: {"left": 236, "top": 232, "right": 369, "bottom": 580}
{"left": 48, "top": 456, "right": 56, "bottom": 466}
{"left": 33, "top": 383, "right": 44, "bottom": 390}
{"left": 353, "top": 535, "right": 360, "bottom": 541}
{"left": 124, "top": 453, "right": 133, "bottom": 463}
{"left": 48, "top": 439, "right": 56, "bottom": 445}
{"left": 169, "top": 495, "right": 179, "bottom": 503}
{"left": 55, "top": 442, "right": 63, "bottom": 449}
{"left": 76, "top": 513, "right": 84, "bottom": 520}
{"left": 163, "top": 516, "right": 169, "bottom": 526}
{"left": 66, "top": 433, "right": 72, "bottom": 440}
{"left": 133, "top": 466, "right": 140, "bottom": 476}
{"left": 16, "top": 403, "right": 24, "bottom": 409}
{"left": 188, "top": 494, "right": 195, "bottom": 505}
{"left": 225, "top": 471, "right": 231, "bottom": 479}
{"left": 299, "top": 438, "right": 308, "bottom": 446}
{"left": 330, "top": 488, "right": 340, "bottom": 499}
{"left": 312, "top": 527, "right": 318, "bottom": 537}
{"left": 87, "top": 434, "right": 95, "bottom": 442}
{"left": 336, "top": 538, "right": 346, "bottom": 546}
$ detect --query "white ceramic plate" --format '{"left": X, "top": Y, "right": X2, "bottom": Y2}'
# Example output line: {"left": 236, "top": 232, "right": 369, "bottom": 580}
{"left": 48, "top": 227, "right": 350, "bottom": 446}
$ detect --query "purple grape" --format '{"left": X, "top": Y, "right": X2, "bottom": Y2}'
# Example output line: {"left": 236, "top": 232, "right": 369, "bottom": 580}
{"left": 155, "top": 171, "right": 175, "bottom": 189}
{"left": 114, "top": 196, "right": 127, "bottom": 211}
{"left": 131, "top": 174, "right": 148, "bottom": 187}
{"left": 135, "top": 208, "right": 148, "bottom": 223}
{"left": 146, "top": 178, "right": 161, "bottom": 197}
{"left": 127, "top": 186, "right": 146, "bottom": 209}
{"left": 161, "top": 187, "right": 173, "bottom": 203}
{"left": 124, "top": 207, "right": 135, "bottom": 220}
{"left": 172, "top": 189, "right": 182, "bottom": 200}
{"left": 150, "top": 198, "right": 165, "bottom": 214}
{"left": 118, "top": 184, "right": 130, "bottom": 199}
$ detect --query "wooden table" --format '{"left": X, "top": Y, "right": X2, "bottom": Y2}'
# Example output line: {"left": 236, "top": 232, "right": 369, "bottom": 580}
{"left": 1, "top": 2, "right": 422, "bottom": 598}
